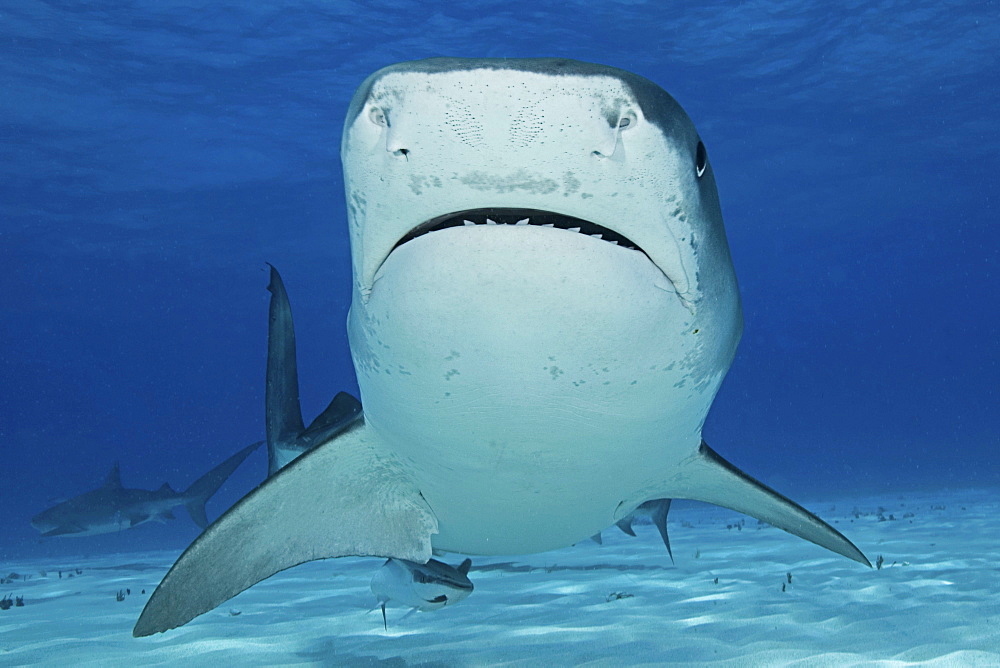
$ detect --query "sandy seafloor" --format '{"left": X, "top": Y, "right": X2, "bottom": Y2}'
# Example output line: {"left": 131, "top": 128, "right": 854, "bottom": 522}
{"left": 2, "top": 489, "right": 998, "bottom": 667}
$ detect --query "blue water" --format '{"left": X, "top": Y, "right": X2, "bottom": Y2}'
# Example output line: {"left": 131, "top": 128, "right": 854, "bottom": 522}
{"left": 2, "top": 0, "right": 997, "bottom": 567}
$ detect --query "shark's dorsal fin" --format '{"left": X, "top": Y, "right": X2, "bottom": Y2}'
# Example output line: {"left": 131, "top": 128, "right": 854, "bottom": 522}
{"left": 456, "top": 558, "right": 472, "bottom": 576}
{"left": 265, "top": 264, "right": 306, "bottom": 447}
{"left": 264, "top": 265, "right": 365, "bottom": 477}
{"left": 103, "top": 463, "right": 122, "bottom": 490}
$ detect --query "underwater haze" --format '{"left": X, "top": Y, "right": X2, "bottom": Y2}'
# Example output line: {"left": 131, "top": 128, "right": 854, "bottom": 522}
{"left": 1, "top": 0, "right": 998, "bottom": 663}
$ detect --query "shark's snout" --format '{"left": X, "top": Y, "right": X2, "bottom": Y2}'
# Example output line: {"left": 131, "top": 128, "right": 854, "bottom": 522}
{"left": 368, "top": 97, "right": 627, "bottom": 159}
{"left": 29, "top": 512, "right": 56, "bottom": 534}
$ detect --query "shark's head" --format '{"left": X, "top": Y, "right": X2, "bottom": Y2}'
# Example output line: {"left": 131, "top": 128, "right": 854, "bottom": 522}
{"left": 29, "top": 508, "right": 61, "bottom": 535}
{"left": 341, "top": 58, "right": 744, "bottom": 552}
{"left": 342, "top": 58, "right": 739, "bottom": 314}
{"left": 30, "top": 499, "right": 99, "bottom": 537}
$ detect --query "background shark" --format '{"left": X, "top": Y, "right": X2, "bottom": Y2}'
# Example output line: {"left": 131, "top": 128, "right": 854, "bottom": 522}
{"left": 134, "top": 58, "right": 868, "bottom": 637}
{"left": 31, "top": 441, "right": 261, "bottom": 537}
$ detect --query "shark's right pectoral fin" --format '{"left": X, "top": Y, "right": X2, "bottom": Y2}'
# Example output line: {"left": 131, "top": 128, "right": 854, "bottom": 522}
{"left": 669, "top": 442, "right": 870, "bottom": 567}
{"left": 133, "top": 423, "right": 437, "bottom": 637}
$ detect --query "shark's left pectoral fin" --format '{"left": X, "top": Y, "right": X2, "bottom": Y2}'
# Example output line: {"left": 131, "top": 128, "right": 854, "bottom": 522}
{"left": 133, "top": 423, "right": 438, "bottom": 637}
{"left": 670, "top": 442, "right": 870, "bottom": 567}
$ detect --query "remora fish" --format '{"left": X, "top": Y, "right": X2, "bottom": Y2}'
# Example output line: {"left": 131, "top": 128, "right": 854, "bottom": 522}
{"left": 371, "top": 558, "right": 474, "bottom": 629}
{"left": 134, "top": 58, "right": 868, "bottom": 637}
{"left": 32, "top": 442, "right": 261, "bottom": 537}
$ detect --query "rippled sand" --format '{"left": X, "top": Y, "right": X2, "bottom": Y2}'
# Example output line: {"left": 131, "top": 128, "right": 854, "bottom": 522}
{"left": 2, "top": 489, "right": 998, "bottom": 666}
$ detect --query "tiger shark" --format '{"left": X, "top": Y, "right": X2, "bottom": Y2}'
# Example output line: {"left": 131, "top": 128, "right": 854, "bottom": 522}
{"left": 31, "top": 442, "right": 261, "bottom": 538}
{"left": 134, "top": 57, "right": 868, "bottom": 637}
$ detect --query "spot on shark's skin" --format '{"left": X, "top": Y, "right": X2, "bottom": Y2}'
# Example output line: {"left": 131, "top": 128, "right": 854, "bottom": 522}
{"left": 409, "top": 175, "right": 442, "bottom": 196}
{"left": 563, "top": 171, "right": 581, "bottom": 195}
{"left": 459, "top": 170, "right": 559, "bottom": 195}
{"left": 134, "top": 58, "right": 869, "bottom": 638}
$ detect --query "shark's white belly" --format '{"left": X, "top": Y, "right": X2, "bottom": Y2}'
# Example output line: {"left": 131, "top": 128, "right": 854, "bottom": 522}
{"left": 350, "top": 225, "right": 728, "bottom": 554}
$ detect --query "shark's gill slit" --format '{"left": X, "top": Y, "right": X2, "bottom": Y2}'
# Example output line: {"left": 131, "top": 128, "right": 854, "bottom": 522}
{"left": 390, "top": 208, "right": 648, "bottom": 256}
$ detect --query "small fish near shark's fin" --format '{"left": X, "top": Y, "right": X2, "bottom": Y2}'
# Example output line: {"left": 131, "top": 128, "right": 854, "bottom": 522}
{"left": 371, "top": 556, "right": 474, "bottom": 630}
{"left": 265, "top": 264, "right": 363, "bottom": 476}
{"left": 133, "top": 424, "right": 438, "bottom": 637}
{"left": 665, "top": 442, "right": 870, "bottom": 567}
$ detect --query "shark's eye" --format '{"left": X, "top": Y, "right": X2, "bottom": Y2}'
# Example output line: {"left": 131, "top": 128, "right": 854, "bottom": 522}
{"left": 618, "top": 111, "right": 636, "bottom": 129}
{"left": 618, "top": 117, "right": 630, "bottom": 128}
{"left": 695, "top": 141, "right": 707, "bottom": 178}
{"left": 368, "top": 107, "right": 389, "bottom": 127}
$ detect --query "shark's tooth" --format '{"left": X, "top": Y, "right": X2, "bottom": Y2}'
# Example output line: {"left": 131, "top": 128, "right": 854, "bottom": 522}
{"left": 609, "top": 240, "right": 619, "bottom": 245}
{"left": 542, "top": 223, "right": 555, "bottom": 228}
{"left": 568, "top": 227, "right": 581, "bottom": 233}
{"left": 590, "top": 234, "right": 603, "bottom": 240}
{"left": 515, "top": 218, "right": 530, "bottom": 225}
{"left": 486, "top": 219, "right": 498, "bottom": 225}
{"left": 463, "top": 220, "right": 475, "bottom": 226}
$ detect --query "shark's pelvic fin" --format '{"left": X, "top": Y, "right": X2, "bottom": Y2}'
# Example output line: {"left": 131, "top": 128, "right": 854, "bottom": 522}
{"left": 181, "top": 440, "right": 264, "bottom": 530}
{"left": 133, "top": 424, "right": 437, "bottom": 637}
{"left": 669, "top": 442, "right": 870, "bottom": 567}
{"left": 616, "top": 499, "right": 674, "bottom": 564}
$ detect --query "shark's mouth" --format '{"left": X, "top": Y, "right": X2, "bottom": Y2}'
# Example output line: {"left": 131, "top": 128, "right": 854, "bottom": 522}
{"left": 391, "top": 208, "right": 648, "bottom": 257}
